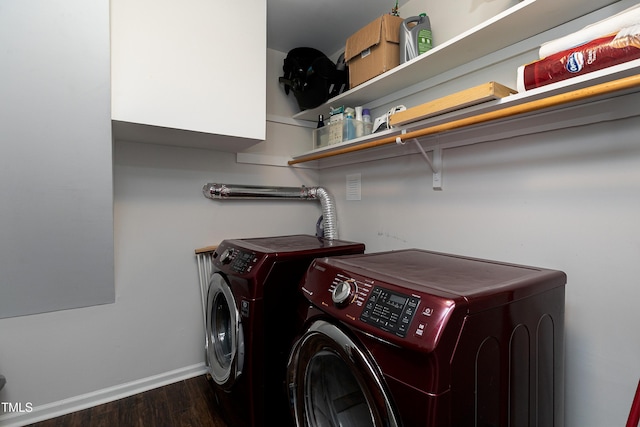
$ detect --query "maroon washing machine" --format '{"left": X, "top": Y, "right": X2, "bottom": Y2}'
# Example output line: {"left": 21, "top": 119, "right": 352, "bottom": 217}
{"left": 205, "top": 235, "right": 365, "bottom": 427}
{"left": 287, "top": 249, "right": 566, "bottom": 427}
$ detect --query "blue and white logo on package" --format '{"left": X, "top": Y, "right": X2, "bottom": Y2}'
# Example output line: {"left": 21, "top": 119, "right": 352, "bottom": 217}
{"left": 566, "top": 52, "right": 585, "bottom": 73}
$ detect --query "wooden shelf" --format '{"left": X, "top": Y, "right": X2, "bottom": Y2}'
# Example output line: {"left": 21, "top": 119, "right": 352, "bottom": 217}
{"left": 292, "top": 0, "right": 619, "bottom": 122}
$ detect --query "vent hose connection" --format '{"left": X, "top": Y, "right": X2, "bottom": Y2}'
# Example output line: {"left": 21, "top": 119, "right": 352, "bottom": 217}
{"left": 202, "top": 183, "right": 338, "bottom": 240}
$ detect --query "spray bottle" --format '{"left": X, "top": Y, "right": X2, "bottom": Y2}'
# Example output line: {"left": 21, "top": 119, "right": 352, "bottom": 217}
{"left": 400, "top": 13, "right": 433, "bottom": 64}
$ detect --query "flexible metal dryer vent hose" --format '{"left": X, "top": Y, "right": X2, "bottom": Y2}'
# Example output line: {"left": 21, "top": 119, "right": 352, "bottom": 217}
{"left": 202, "top": 183, "right": 338, "bottom": 240}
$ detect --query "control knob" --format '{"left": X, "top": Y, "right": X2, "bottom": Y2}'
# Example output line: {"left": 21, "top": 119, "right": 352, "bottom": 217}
{"left": 219, "top": 248, "right": 235, "bottom": 264}
{"left": 332, "top": 279, "right": 357, "bottom": 307}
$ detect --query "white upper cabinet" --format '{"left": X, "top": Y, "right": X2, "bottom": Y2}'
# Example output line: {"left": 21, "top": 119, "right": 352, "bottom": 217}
{"left": 110, "top": 0, "right": 266, "bottom": 151}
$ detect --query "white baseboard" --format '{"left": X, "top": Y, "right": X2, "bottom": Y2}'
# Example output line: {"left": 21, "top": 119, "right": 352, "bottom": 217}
{"left": 0, "top": 363, "right": 208, "bottom": 427}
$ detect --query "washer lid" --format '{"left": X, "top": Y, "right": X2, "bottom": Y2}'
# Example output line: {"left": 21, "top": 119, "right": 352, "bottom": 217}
{"left": 300, "top": 249, "right": 566, "bottom": 352}
{"left": 229, "top": 234, "right": 365, "bottom": 256}
{"left": 325, "top": 249, "right": 566, "bottom": 310}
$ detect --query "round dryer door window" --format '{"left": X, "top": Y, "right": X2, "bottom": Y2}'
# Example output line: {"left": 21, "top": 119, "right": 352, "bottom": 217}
{"left": 288, "top": 320, "right": 400, "bottom": 427}
{"left": 206, "top": 272, "right": 244, "bottom": 388}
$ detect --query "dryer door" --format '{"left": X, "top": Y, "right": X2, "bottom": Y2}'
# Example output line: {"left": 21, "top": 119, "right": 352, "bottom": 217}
{"left": 206, "top": 272, "right": 245, "bottom": 389}
{"left": 287, "top": 320, "right": 400, "bottom": 427}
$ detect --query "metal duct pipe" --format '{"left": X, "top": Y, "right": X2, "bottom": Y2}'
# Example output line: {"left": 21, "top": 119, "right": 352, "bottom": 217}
{"left": 202, "top": 183, "right": 338, "bottom": 240}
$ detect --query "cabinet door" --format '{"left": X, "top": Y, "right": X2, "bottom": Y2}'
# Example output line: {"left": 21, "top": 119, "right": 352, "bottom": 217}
{"left": 0, "top": 0, "right": 114, "bottom": 318}
{"left": 111, "top": 0, "right": 266, "bottom": 149}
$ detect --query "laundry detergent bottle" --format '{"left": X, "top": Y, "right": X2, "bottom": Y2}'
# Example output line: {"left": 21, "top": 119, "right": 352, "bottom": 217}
{"left": 400, "top": 13, "right": 433, "bottom": 63}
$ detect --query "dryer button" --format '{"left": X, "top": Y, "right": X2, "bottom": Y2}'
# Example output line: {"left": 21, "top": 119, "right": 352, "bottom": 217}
{"left": 241, "top": 300, "right": 250, "bottom": 318}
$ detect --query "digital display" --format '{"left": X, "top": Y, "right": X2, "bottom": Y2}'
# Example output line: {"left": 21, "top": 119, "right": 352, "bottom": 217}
{"left": 360, "top": 287, "right": 419, "bottom": 338}
{"left": 389, "top": 294, "right": 407, "bottom": 307}
{"left": 232, "top": 250, "right": 256, "bottom": 273}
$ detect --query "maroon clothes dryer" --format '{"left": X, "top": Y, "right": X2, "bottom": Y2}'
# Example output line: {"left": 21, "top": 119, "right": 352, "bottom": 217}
{"left": 287, "top": 249, "right": 566, "bottom": 427}
{"left": 205, "top": 235, "right": 365, "bottom": 427}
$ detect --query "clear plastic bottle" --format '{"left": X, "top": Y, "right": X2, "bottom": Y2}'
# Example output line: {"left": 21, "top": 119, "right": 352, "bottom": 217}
{"left": 362, "top": 109, "right": 372, "bottom": 135}
{"left": 345, "top": 108, "right": 356, "bottom": 140}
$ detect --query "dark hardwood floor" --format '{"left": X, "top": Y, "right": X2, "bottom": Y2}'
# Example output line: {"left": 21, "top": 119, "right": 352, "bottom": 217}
{"left": 26, "top": 375, "right": 229, "bottom": 427}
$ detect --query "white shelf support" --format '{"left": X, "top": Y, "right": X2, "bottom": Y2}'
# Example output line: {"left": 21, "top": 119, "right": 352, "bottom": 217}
{"left": 396, "top": 136, "right": 443, "bottom": 190}
{"left": 432, "top": 146, "right": 443, "bottom": 191}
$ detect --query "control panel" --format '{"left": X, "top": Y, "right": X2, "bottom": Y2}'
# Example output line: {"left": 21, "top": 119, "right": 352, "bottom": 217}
{"left": 360, "top": 287, "right": 420, "bottom": 338}
{"left": 216, "top": 248, "right": 258, "bottom": 274}
{"left": 328, "top": 274, "right": 420, "bottom": 338}
{"left": 302, "top": 261, "right": 458, "bottom": 351}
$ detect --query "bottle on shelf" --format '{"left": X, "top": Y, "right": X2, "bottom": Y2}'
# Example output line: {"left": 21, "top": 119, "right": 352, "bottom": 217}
{"left": 355, "top": 106, "right": 364, "bottom": 137}
{"left": 362, "top": 108, "right": 372, "bottom": 136}
{"left": 400, "top": 13, "right": 433, "bottom": 63}
{"left": 317, "top": 114, "right": 325, "bottom": 128}
{"left": 345, "top": 108, "right": 356, "bottom": 140}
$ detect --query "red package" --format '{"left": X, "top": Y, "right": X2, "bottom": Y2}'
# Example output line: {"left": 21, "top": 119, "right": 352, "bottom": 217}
{"left": 521, "top": 29, "right": 640, "bottom": 91}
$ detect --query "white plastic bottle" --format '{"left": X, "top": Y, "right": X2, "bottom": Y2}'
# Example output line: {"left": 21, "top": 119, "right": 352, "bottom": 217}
{"left": 355, "top": 106, "right": 364, "bottom": 137}
{"left": 400, "top": 13, "right": 433, "bottom": 64}
{"left": 362, "top": 109, "right": 372, "bottom": 135}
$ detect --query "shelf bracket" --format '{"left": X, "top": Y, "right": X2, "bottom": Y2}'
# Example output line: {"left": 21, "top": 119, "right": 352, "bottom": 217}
{"left": 396, "top": 137, "right": 442, "bottom": 190}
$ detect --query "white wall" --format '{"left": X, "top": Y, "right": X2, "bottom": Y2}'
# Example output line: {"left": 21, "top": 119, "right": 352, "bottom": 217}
{"left": 0, "top": 48, "right": 320, "bottom": 427}
{"left": 318, "top": 115, "right": 640, "bottom": 426}
{"left": 318, "top": 114, "right": 640, "bottom": 426}
{"left": 0, "top": 141, "right": 321, "bottom": 426}
{"left": 400, "top": 0, "right": 520, "bottom": 46}
{"left": 311, "top": 2, "right": 640, "bottom": 425}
